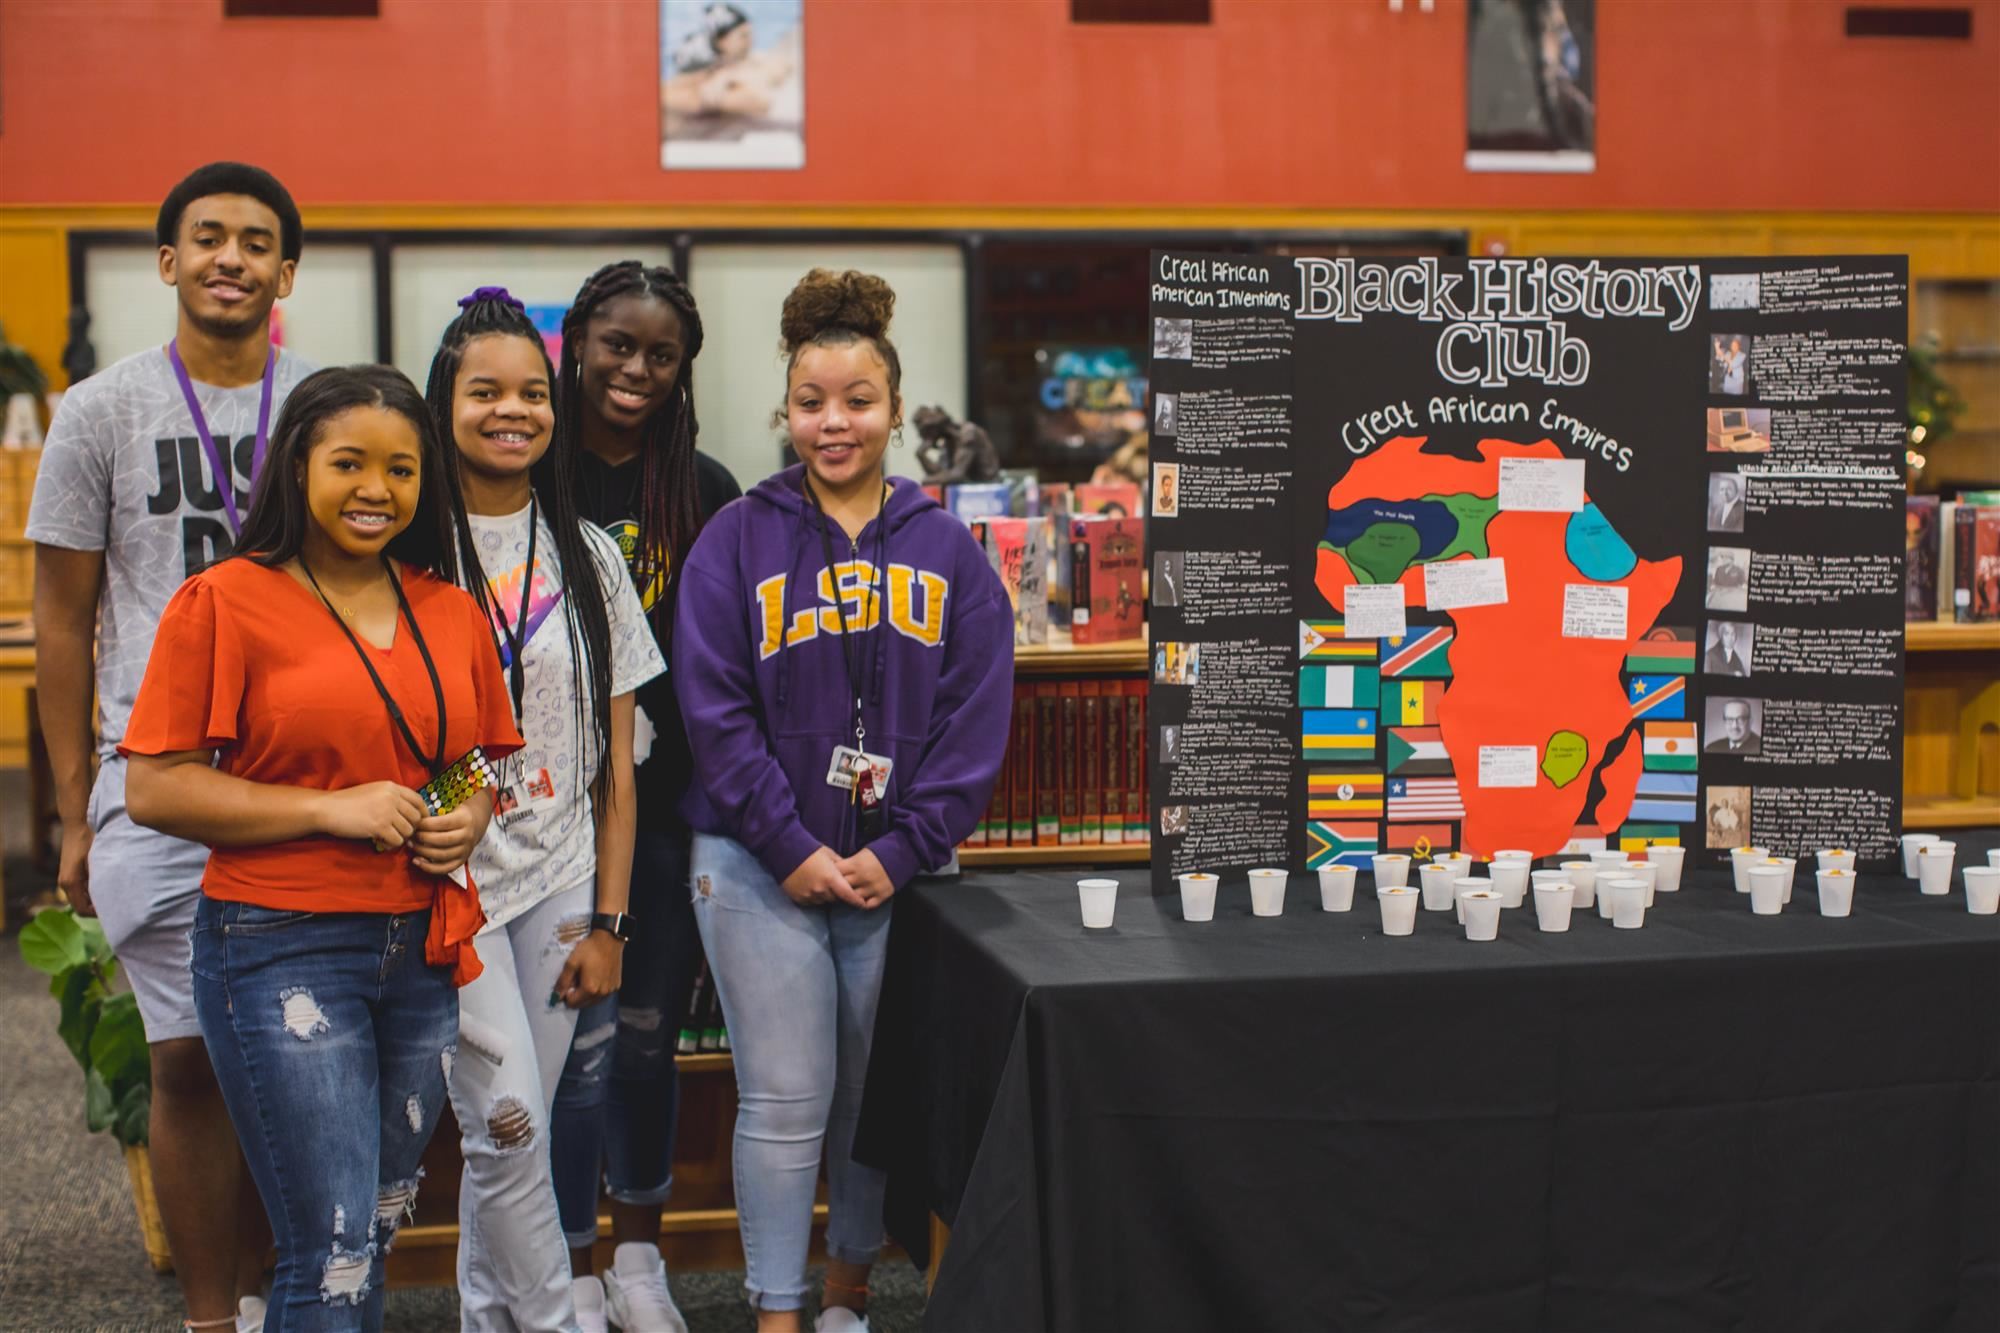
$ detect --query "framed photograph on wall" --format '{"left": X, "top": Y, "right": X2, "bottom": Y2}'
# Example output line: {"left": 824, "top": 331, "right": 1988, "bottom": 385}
{"left": 1466, "top": 0, "right": 1596, "bottom": 172}
{"left": 661, "top": 0, "right": 805, "bottom": 170}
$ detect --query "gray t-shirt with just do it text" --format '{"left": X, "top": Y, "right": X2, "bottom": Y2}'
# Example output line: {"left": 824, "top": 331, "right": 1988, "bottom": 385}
{"left": 28, "top": 344, "right": 316, "bottom": 758}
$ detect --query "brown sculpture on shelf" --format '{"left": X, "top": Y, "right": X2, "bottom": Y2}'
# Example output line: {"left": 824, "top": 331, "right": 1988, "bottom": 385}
{"left": 912, "top": 405, "right": 1000, "bottom": 485}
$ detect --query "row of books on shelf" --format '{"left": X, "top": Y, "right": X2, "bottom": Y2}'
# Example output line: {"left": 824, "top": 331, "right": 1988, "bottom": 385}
{"left": 1907, "top": 493, "right": 2000, "bottom": 622}
{"left": 673, "top": 962, "right": 730, "bottom": 1057}
{"left": 966, "top": 679, "right": 1151, "bottom": 849}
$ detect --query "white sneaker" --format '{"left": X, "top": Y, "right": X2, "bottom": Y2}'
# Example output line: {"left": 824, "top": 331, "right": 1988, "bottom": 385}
{"left": 235, "top": 1296, "right": 267, "bottom": 1333}
{"left": 603, "top": 1242, "right": 689, "bottom": 1333}
{"left": 573, "top": 1275, "right": 610, "bottom": 1333}
{"left": 815, "top": 1307, "right": 870, "bottom": 1333}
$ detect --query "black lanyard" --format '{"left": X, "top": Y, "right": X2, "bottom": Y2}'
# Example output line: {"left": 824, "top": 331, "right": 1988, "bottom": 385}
{"left": 302, "top": 556, "right": 449, "bottom": 776}
{"left": 802, "top": 477, "right": 888, "bottom": 751}
{"left": 485, "top": 494, "right": 539, "bottom": 725}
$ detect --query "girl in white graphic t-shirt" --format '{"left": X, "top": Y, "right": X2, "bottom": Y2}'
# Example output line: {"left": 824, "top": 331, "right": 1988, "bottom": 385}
{"left": 426, "top": 289, "right": 663, "bottom": 1331}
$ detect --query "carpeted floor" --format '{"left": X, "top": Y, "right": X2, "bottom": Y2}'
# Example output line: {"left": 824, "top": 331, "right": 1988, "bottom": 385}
{"left": 0, "top": 772, "right": 926, "bottom": 1332}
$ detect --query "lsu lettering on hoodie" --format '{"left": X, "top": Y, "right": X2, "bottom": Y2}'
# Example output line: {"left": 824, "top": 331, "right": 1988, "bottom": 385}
{"left": 673, "top": 465, "right": 1013, "bottom": 889}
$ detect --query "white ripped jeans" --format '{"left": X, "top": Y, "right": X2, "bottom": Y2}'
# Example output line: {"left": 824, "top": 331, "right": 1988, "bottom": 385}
{"left": 448, "top": 883, "right": 592, "bottom": 1332}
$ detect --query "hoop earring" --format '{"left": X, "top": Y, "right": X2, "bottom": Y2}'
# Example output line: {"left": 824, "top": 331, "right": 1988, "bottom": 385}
{"left": 892, "top": 425, "right": 906, "bottom": 449}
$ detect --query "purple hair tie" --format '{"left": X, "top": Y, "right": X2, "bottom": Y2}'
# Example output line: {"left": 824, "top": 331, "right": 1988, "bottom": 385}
{"left": 459, "top": 286, "right": 525, "bottom": 311}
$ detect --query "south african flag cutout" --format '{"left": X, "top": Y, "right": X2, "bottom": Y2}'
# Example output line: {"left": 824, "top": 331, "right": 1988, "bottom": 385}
{"left": 1306, "top": 821, "right": 1378, "bottom": 870}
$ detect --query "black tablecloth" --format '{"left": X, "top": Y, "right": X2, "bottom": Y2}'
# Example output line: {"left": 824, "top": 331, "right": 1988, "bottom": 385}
{"left": 856, "top": 833, "right": 2000, "bottom": 1332}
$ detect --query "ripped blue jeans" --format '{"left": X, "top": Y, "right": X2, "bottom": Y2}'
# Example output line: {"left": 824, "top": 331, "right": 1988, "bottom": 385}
{"left": 191, "top": 897, "right": 457, "bottom": 1332}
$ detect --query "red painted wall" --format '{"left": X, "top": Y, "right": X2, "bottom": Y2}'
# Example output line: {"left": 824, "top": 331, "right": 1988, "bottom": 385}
{"left": 2, "top": 0, "right": 1996, "bottom": 212}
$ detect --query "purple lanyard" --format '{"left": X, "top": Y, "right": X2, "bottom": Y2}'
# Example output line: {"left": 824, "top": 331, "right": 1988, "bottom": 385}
{"left": 166, "top": 341, "right": 276, "bottom": 536}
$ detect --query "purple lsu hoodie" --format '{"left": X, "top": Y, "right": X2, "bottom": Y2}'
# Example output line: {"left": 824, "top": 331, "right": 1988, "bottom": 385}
{"left": 673, "top": 465, "right": 1014, "bottom": 890}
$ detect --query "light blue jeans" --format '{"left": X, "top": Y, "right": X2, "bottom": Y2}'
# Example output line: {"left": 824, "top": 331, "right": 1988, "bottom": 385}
{"left": 690, "top": 834, "right": 892, "bottom": 1312}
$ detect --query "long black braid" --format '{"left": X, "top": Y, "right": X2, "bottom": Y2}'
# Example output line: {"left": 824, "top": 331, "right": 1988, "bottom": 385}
{"left": 425, "top": 295, "right": 616, "bottom": 799}
{"left": 558, "top": 260, "right": 707, "bottom": 646}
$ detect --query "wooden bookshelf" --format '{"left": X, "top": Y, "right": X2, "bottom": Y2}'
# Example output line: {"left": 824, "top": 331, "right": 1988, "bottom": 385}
{"left": 1905, "top": 620, "right": 2000, "bottom": 653}
{"left": 1014, "top": 626, "right": 1149, "bottom": 676}
{"left": 960, "top": 842, "right": 1151, "bottom": 868}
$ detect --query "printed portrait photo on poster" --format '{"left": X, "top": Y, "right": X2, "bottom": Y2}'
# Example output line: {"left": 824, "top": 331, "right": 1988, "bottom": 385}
{"left": 1707, "top": 472, "right": 1746, "bottom": 533}
{"left": 1703, "top": 620, "right": 1754, "bottom": 676}
{"left": 1153, "top": 392, "right": 1179, "bottom": 436}
{"left": 1710, "top": 333, "right": 1753, "bottom": 396}
{"left": 1704, "top": 697, "right": 1763, "bottom": 755}
{"left": 660, "top": 0, "right": 804, "bottom": 170}
{"left": 1705, "top": 546, "right": 1751, "bottom": 613}
{"left": 1706, "top": 784, "right": 1752, "bottom": 848}
{"left": 1153, "top": 550, "right": 1183, "bottom": 607}
{"left": 1152, "top": 317, "right": 1193, "bottom": 360}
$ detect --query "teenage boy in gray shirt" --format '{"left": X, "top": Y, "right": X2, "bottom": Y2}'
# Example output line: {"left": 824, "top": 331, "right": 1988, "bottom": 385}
{"left": 28, "top": 162, "right": 313, "bottom": 1333}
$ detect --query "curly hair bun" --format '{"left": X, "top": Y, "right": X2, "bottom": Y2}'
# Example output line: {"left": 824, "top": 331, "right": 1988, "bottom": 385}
{"left": 779, "top": 268, "right": 896, "bottom": 353}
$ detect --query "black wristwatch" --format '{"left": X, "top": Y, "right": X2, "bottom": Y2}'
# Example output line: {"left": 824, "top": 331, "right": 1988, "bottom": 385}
{"left": 590, "top": 911, "right": 634, "bottom": 943}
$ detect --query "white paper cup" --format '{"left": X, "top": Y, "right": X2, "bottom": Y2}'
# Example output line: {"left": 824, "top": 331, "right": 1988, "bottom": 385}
{"left": 1453, "top": 877, "right": 1491, "bottom": 925}
{"left": 1747, "top": 866, "right": 1785, "bottom": 916}
{"left": 1533, "top": 881, "right": 1575, "bottom": 932}
{"left": 1816, "top": 868, "right": 1854, "bottom": 917}
{"left": 1371, "top": 853, "right": 1411, "bottom": 889}
{"left": 1758, "top": 856, "right": 1796, "bottom": 905}
{"left": 1560, "top": 860, "right": 1598, "bottom": 908}
{"left": 1917, "top": 842, "right": 1958, "bottom": 894}
{"left": 1918, "top": 842, "right": 1957, "bottom": 896}
{"left": 1816, "top": 848, "right": 1855, "bottom": 875}
{"left": 1249, "top": 868, "right": 1289, "bottom": 916}
{"left": 1989, "top": 849, "right": 2000, "bottom": 871}
{"left": 1606, "top": 877, "right": 1647, "bottom": 929}
{"left": 1965, "top": 866, "right": 2000, "bottom": 915}
{"left": 1590, "top": 849, "right": 1629, "bottom": 876}
{"left": 1377, "top": 886, "right": 1419, "bottom": 936}
{"left": 1438, "top": 852, "right": 1474, "bottom": 877}
{"left": 1494, "top": 849, "right": 1535, "bottom": 868}
{"left": 1621, "top": 861, "right": 1659, "bottom": 908}
{"left": 1178, "top": 872, "right": 1218, "bottom": 923}
{"left": 1901, "top": 833, "right": 1939, "bottom": 877}
{"left": 1730, "top": 846, "right": 1769, "bottom": 894}
{"left": 1489, "top": 860, "right": 1529, "bottom": 908}
{"left": 1317, "top": 865, "right": 1356, "bottom": 912}
{"left": 1597, "top": 877, "right": 1617, "bottom": 919}
{"left": 1531, "top": 868, "right": 1570, "bottom": 891}
{"left": 1646, "top": 844, "right": 1686, "bottom": 892}
{"left": 1418, "top": 862, "right": 1458, "bottom": 912}
{"left": 1079, "top": 878, "right": 1119, "bottom": 928}
{"left": 1462, "top": 890, "right": 1502, "bottom": 941}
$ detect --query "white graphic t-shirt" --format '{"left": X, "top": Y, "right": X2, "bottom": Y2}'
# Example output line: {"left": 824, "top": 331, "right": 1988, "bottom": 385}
{"left": 465, "top": 503, "right": 664, "bottom": 931}
{"left": 27, "top": 345, "right": 316, "bottom": 757}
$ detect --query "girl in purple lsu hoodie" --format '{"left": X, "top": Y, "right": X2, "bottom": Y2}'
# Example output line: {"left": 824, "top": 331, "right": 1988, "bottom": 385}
{"left": 673, "top": 268, "right": 1011, "bottom": 1332}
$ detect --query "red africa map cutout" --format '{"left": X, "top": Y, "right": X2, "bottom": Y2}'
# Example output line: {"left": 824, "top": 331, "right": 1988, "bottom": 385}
{"left": 1315, "top": 435, "right": 1681, "bottom": 858}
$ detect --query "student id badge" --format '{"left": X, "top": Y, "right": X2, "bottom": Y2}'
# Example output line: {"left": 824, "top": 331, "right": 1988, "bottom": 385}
{"left": 826, "top": 746, "right": 893, "bottom": 801}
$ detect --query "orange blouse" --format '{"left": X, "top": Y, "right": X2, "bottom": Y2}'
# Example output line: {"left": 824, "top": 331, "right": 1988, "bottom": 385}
{"left": 120, "top": 557, "right": 524, "bottom": 983}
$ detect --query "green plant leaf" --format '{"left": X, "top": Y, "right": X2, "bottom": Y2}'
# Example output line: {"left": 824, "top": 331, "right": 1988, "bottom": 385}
{"left": 114, "top": 1082, "right": 151, "bottom": 1148}
{"left": 18, "top": 908, "right": 88, "bottom": 977}
{"left": 85, "top": 1067, "right": 114, "bottom": 1134}
{"left": 79, "top": 916, "right": 115, "bottom": 968}
{"left": 54, "top": 967, "right": 99, "bottom": 1068}
{"left": 90, "top": 994, "right": 149, "bottom": 1090}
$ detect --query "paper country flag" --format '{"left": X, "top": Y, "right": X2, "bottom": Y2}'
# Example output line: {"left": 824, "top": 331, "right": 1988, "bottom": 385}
{"left": 1630, "top": 772, "right": 1697, "bottom": 823}
{"left": 1387, "top": 776, "right": 1464, "bottom": 819}
{"left": 1559, "top": 824, "right": 1609, "bottom": 856}
{"left": 1306, "top": 820, "right": 1378, "bottom": 870}
{"left": 1643, "top": 721, "right": 1699, "bottom": 771}
{"left": 1386, "top": 822, "right": 1456, "bottom": 855}
{"left": 1379, "top": 679, "right": 1446, "bottom": 727}
{"left": 1307, "top": 768, "right": 1385, "bottom": 818}
{"left": 1303, "top": 708, "right": 1378, "bottom": 756}
{"left": 1386, "top": 726, "right": 1452, "bottom": 776}
{"left": 1628, "top": 675, "right": 1686, "bottom": 719}
{"left": 1381, "top": 626, "right": 1453, "bottom": 678}
{"left": 1625, "top": 626, "right": 1697, "bottom": 675}
{"left": 1300, "top": 620, "right": 1378, "bottom": 661}
{"left": 1619, "top": 823, "right": 1683, "bottom": 851}
{"left": 1300, "top": 664, "right": 1381, "bottom": 708}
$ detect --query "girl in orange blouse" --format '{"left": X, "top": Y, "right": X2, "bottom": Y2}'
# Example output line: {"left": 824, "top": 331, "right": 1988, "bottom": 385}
{"left": 122, "top": 365, "right": 522, "bottom": 1330}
